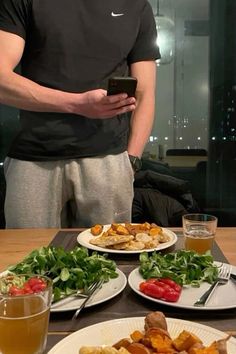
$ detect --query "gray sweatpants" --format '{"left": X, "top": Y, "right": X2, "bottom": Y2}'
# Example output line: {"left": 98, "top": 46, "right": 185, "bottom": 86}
{"left": 4, "top": 152, "right": 134, "bottom": 228}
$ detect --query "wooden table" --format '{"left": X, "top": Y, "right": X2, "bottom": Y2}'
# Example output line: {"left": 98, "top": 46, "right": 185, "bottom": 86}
{"left": 0, "top": 227, "right": 236, "bottom": 353}
{"left": 1, "top": 227, "right": 235, "bottom": 272}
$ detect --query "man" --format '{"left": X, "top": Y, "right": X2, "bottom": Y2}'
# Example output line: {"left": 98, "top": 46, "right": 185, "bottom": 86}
{"left": 0, "top": 0, "right": 160, "bottom": 228}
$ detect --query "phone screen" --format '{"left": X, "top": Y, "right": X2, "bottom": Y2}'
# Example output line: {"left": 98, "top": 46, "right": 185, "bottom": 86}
{"left": 107, "top": 77, "right": 137, "bottom": 97}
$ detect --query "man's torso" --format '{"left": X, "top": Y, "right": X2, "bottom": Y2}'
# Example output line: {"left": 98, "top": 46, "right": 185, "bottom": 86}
{"left": 0, "top": 0, "right": 159, "bottom": 160}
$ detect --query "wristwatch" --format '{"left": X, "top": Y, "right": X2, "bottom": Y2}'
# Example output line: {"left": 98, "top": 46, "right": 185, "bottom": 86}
{"left": 128, "top": 155, "right": 142, "bottom": 172}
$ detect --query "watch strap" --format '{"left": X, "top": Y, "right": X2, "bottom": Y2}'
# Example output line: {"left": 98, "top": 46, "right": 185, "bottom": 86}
{"left": 128, "top": 154, "right": 142, "bottom": 172}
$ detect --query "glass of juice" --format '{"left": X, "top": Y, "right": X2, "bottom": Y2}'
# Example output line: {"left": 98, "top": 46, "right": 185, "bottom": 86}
{"left": 182, "top": 213, "right": 218, "bottom": 254}
{"left": 0, "top": 274, "right": 52, "bottom": 354}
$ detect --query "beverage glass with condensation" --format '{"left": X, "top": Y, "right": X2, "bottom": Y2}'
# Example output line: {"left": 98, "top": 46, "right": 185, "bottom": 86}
{"left": 0, "top": 274, "right": 52, "bottom": 354}
{"left": 182, "top": 214, "right": 218, "bottom": 254}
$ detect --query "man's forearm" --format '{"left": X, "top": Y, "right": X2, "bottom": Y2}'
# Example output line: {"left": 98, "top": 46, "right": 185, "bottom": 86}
{"left": 128, "top": 60, "right": 157, "bottom": 157}
{"left": 127, "top": 92, "right": 155, "bottom": 158}
{"left": 0, "top": 70, "right": 136, "bottom": 119}
{"left": 0, "top": 31, "right": 136, "bottom": 118}
{"left": 0, "top": 70, "right": 78, "bottom": 113}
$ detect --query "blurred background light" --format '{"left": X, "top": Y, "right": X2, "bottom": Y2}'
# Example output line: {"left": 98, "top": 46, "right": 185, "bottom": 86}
{"left": 155, "top": 0, "right": 175, "bottom": 65}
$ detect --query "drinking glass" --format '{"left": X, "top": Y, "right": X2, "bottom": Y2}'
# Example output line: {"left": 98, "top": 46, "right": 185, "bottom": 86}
{"left": 113, "top": 209, "right": 131, "bottom": 223}
{"left": 182, "top": 213, "right": 218, "bottom": 254}
{"left": 0, "top": 274, "right": 52, "bottom": 354}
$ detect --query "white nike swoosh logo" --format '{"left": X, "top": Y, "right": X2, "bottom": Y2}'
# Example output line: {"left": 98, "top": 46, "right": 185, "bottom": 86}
{"left": 111, "top": 12, "right": 124, "bottom": 17}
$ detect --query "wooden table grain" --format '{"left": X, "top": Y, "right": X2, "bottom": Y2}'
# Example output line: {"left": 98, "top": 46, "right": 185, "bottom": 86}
{"left": 0, "top": 227, "right": 236, "bottom": 272}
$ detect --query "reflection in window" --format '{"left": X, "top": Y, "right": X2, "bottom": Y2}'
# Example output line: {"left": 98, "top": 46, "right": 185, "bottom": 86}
{"left": 145, "top": 0, "right": 236, "bottom": 226}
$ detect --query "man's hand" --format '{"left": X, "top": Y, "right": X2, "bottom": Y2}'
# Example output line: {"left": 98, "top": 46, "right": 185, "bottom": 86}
{"left": 0, "top": 31, "right": 137, "bottom": 116}
{"left": 71, "top": 89, "right": 136, "bottom": 118}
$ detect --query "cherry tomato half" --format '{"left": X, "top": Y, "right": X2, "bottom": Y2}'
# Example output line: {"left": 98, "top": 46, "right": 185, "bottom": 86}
{"left": 139, "top": 277, "right": 182, "bottom": 303}
{"left": 139, "top": 282, "right": 165, "bottom": 299}
{"left": 8, "top": 276, "right": 47, "bottom": 296}
{"left": 162, "top": 287, "right": 180, "bottom": 302}
{"left": 159, "top": 278, "right": 182, "bottom": 293}
{"left": 9, "top": 285, "right": 25, "bottom": 296}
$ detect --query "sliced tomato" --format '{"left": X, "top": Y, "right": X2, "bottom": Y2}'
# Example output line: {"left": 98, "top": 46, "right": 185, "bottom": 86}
{"left": 23, "top": 283, "right": 34, "bottom": 294}
{"left": 162, "top": 288, "right": 181, "bottom": 302}
{"left": 26, "top": 277, "right": 47, "bottom": 292}
{"left": 153, "top": 281, "right": 172, "bottom": 292}
{"left": 145, "top": 278, "right": 158, "bottom": 284}
{"left": 159, "top": 278, "right": 182, "bottom": 293}
{"left": 9, "top": 285, "right": 25, "bottom": 296}
{"left": 139, "top": 281, "right": 148, "bottom": 292}
{"left": 139, "top": 277, "right": 182, "bottom": 303}
{"left": 27, "top": 277, "right": 45, "bottom": 287}
{"left": 139, "top": 282, "right": 165, "bottom": 299}
{"left": 31, "top": 283, "right": 47, "bottom": 293}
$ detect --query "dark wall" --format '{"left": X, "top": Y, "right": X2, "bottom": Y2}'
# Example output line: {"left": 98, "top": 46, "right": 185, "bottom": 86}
{"left": 207, "top": 0, "right": 236, "bottom": 219}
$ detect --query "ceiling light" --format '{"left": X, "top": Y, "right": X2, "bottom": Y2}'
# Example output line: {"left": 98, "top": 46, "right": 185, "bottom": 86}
{"left": 155, "top": 0, "right": 175, "bottom": 65}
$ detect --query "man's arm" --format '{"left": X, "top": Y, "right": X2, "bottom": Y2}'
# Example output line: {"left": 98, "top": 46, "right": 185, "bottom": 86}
{"left": 0, "top": 30, "right": 136, "bottom": 118}
{"left": 127, "top": 60, "right": 157, "bottom": 157}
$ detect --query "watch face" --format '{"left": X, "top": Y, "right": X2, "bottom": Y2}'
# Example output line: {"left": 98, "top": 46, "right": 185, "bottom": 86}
{"left": 129, "top": 155, "right": 142, "bottom": 171}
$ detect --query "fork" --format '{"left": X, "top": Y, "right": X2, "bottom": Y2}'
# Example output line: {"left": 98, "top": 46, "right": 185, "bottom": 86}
{"left": 72, "top": 279, "right": 103, "bottom": 320}
{"left": 51, "top": 282, "right": 98, "bottom": 309}
{"left": 194, "top": 263, "right": 232, "bottom": 307}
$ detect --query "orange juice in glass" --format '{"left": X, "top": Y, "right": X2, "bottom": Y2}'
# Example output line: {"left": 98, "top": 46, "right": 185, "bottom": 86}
{"left": 0, "top": 274, "right": 52, "bottom": 354}
{"left": 182, "top": 214, "right": 217, "bottom": 254}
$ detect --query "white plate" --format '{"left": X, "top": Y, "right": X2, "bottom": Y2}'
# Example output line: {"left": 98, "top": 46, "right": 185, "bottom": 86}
{"left": 128, "top": 262, "right": 236, "bottom": 310}
{"left": 1, "top": 269, "right": 127, "bottom": 313}
{"left": 48, "top": 317, "right": 236, "bottom": 353}
{"left": 77, "top": 225, "right": 177, "bottom": 254}
{"left": 50, "top": 269, "right": 126, "bottom": 313}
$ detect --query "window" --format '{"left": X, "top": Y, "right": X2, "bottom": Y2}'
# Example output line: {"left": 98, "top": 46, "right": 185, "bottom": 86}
{"left": 144, "top": 0, "right": 236, "bottom": 225}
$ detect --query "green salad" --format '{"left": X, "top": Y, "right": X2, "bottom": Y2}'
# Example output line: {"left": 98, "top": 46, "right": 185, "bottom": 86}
{"left": 139, "top": 250, "right": 219, "bottom": 287}
{"left": 8, "top": 246, "right": 118, "bottom": 301}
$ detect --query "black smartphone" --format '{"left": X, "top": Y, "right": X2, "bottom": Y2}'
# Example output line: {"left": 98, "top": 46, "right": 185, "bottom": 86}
{"left": 107, "top": 76, "right": 137, "bottom": 97}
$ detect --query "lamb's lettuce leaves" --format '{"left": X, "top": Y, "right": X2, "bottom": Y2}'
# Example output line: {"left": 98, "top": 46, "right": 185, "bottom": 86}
{"left": 8, "top": 246, "right": 118, "bottom": 301}
{"left": 139, "top": 250, "right": 219, "bottom": 287}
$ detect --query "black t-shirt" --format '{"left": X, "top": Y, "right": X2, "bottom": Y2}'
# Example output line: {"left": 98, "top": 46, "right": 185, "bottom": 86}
{"left": 0, "top": 0, "right": 160, "bottom": 160}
